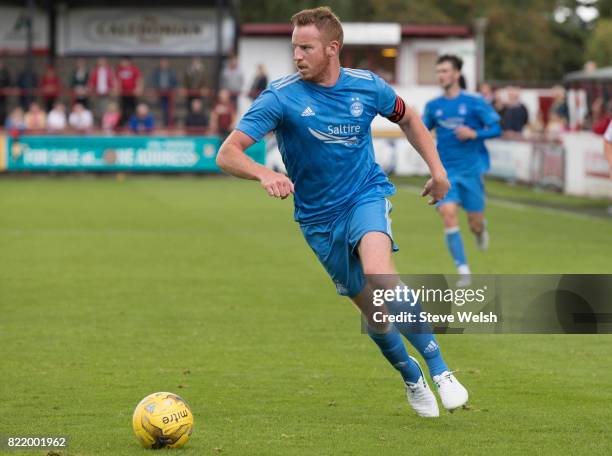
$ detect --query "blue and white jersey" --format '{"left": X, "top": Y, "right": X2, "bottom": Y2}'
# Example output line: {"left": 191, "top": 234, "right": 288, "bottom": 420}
{"left": 236, "top": 68, "right": 397, "bottom": 225}
{"left": 423, "top": 92, "right": 501, "bottom": 176}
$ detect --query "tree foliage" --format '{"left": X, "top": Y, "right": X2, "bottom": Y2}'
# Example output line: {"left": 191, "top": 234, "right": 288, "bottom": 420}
{"left": 239, "top": 0, "right": 600, "bottom": 82}
{"left": 586, "top": 18, "right": 612, "bottom": 66}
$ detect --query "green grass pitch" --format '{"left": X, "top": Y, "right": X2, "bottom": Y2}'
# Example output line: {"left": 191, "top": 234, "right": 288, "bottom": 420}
{"left": 1, "top": 175, "right": 611, "bottom": 455}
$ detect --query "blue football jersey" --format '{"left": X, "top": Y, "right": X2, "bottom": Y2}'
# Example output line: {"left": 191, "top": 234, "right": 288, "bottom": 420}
{"left": 423, "top": 92, "right": 501, "bottom": 175}
{"left": 237, "top": 68, "right": 397, "bottom": 225}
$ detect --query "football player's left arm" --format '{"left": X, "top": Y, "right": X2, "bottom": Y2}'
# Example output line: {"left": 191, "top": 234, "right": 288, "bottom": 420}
{"left": 395, "top": 105, "right": 449, "bottom": 205}
{"left": 455, "top": 99, "right": 502, "bottom": 141}
{"left": 375, "top": 75, "right": 447, "bottom": 203}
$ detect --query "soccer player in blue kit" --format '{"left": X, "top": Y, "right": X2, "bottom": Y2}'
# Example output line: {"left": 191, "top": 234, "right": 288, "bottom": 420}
{"left": 217, "top": 7, "right": 468, "bottom": 417}
{"left": 423, "top": 55, "right": 502, "bottom": 286}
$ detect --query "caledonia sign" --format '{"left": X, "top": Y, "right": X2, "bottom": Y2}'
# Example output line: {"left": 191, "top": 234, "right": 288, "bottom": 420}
{"left": 58, "top": 8, "right": 235, "bottom": 55}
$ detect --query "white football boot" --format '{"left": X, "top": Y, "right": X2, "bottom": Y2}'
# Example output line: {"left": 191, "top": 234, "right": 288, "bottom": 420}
{"left": 433, "top": 370, "right": 469, "bottom": 411}
{"left": 475, "top": 220, "right": 489, "bottom": 251}
{"left": 456, "top": 264, "right": 472, "bottom": 288}
{"left": 405, "top": 356, "right": 439, "bottom": 418}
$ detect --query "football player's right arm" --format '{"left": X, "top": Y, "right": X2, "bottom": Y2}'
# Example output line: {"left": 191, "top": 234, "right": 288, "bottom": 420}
{"left": 216, "top": 88, "right": 294, "bottom": 199}
{"left": 216, "top": 130, "right": 294, "bottom": 198}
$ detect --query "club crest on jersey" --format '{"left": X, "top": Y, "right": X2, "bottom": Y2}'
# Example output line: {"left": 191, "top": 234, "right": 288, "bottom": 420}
{"left": 350, "top": 98, "right": 363, "bottom": 117}
{"left": 435, "top": 109, "right": 443, "bottom": 117}
{"left": 458, "top": 104, "right": 467, "bottom": 115}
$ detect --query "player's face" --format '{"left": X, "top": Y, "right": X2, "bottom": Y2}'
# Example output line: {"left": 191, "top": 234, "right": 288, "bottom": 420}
{"left": 292, "top": 25, "right": 330, "bottom": 82}
{"left": 435, "top": 61, "right": 460, "bottom": 90}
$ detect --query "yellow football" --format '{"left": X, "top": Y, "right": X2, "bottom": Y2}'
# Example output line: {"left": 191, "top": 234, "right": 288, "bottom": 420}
{"left": 132, "top": 392, "right": 194, "bottom": 449}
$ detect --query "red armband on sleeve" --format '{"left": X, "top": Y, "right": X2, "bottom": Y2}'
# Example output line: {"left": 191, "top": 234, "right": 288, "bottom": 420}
{"left": 387, "top": 96, "right": 406, "bottom": 123}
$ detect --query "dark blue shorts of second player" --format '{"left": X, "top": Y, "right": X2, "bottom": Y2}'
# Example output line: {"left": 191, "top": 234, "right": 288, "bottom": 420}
{"left": 437, "top": 173, "right": 486, "bottom": 213}
{"left": 300, "top": 198, "right": 398, "bottom": 298}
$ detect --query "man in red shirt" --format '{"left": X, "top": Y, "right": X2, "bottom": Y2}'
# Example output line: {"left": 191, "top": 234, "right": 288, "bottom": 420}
{"left": 88, "top": 57, "right": 115, "bottom": 121}
{"left": 116, "top": 57, "right": 142, "bottom": 125}
{"left": 211, "top": 89, "right": 236, "bottom": 139}
{"left": 40, "top": 65, "right": 62, "bottom": 112}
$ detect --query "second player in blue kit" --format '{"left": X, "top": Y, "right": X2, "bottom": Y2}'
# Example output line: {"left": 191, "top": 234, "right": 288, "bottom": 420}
{"left": 423, "top": 55, "right": 502, "bottom": 286}
{"left": 217, "top": 7, "right": 469, "bottom": 417}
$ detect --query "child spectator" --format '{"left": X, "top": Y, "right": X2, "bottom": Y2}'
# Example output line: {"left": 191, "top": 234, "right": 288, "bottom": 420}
{"left": 102, "top": 101, "right": 121, "bottom": 132}
{"left": 185, "top": 98, "right": 209, "bottom": 131}
{"left": 24, "top": 102, "right": 46, "bottom": 130}
{"left": 128, "top": 102, "right": 154, "bottom": 134}
{"left": 4, "top": 106, "right": 26, "bottom": 136}
{"left": 68, "top": 102, "right": 94, "bottom": 132}
{"left": 47, "top": 101, "right": 67, "bottom": 132}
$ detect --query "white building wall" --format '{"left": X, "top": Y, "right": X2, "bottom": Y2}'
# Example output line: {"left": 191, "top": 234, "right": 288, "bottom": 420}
{"left": 398, "top": 38, "right": 476, "bottom": 90}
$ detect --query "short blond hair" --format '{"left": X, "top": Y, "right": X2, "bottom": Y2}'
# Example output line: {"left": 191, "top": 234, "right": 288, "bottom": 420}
{"left": 291, "top": 6, "right": 343, "bottom": 48}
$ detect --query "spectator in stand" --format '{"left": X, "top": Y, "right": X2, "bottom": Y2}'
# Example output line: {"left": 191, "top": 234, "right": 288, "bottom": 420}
{"left": 70, "top": 58, "right": 90, "bottom": 108}
{"left": 184, "top": 57, "right": 209, "bottom": 111}
{"left": 4, "top": 106, "right": 26, "bottom": 135}
{"left": 501, "top": 87, "right": 529, "bottom": 134}
{"left": 24, "top": 101, "right": 46, "bottom": 130}
{"left": 221, "top": 55, "right": 244, "bottom": 108}
{"left": 102, "top": 101, "right": 121, "bottom": 132}
{"left": 184, "top": 98, "right": 209, "bottom": 131}
{"left": 47, "top": 101, "right": 67, "bottom": 132}
{"left": 590, "top": 97, "right": 612, "bottom": 135}
{"left": 17, "top": 66, "right": 38, "bottom": 111}
{"left": 128, "top": 102, "right": 154, "bottom": 134}
{"left": 544, "top": 85, "right": 569, "bottom": 135}
{"left": 116, "top": 56, "right": 142, "bottom": 125}
{"left": 0, "top": 60, "right": 11, "bottom": 126}
{"left": 248, "top": 63, "right": 268, "bottom": 101}
{"left": 493, "top": 91, "right": 506, "bottom": 117}
{"left": 150, "top": 58, "right": 178, "bottom": 127}
{"left": 40, "top": 65, "right": 62, "bottom": 112}
{"left": 68, "top": 102, "right": 94, "bottom": 132}
{"left": 210, "top": 89, "right": 236, "bottom": 139}
{"left": 89, "top": 57, "right": 115, "bottom": 120}
{"left": 550, "top": 85, "right": 569, "bottom": 124}
{"left": 477, "top": 82, "right": 495, "bottom": 105}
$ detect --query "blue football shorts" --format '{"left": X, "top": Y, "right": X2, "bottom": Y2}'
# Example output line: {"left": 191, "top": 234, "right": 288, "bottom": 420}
{"left": 300, "top": 198, "right": 398, "bottom": 298}
{"left": 437, "top": 173, "right": 486, "bottom": 213}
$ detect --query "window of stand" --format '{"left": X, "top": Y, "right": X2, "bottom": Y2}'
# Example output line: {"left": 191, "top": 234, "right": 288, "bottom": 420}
{"left": 341, "top": 46, "right": 397, "bottom": 84}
